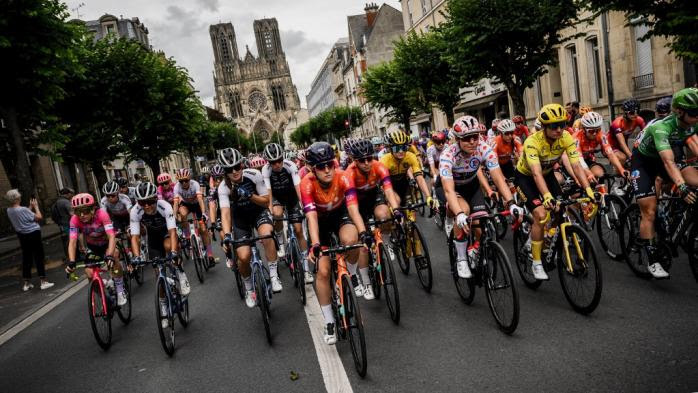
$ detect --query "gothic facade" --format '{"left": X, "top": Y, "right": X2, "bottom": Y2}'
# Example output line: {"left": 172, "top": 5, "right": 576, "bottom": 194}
{"left": 210, "top": 18, "right": 301, "bottom": 141}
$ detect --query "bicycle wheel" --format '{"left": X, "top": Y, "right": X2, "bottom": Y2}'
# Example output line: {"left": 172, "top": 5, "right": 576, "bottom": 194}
{"left": 391, "top": 225, "right": 410, "bottom": 275}
{"left": 368, "top": 250, "right": 382, "bottom": 301}
{"left": 448, "top": 235, "right": 474, "bottom": 304}
{"left": 155, "top": 278, "right": 175, "bottom": 356}
{"left": 494, "top": 214, "right": 508, "bottom": 240}
{"left": 88, "top": 279, "right": 112, "bottom": 350}
{"left": 341, "top": 274, "right": 367, "bottom": 378}
{"left": 410, "top": 224, "right": 433, "bottom": 292}
{"left": 134, "top": 263, "right": 144, "bottom": 286}
{"left": 191, "top": 235, "right": 204, "bottom": 283}
{"left": 255, "top": 267, "right": 272, "bottom": 344}
{"left": 291, "top": 239, "right": 306, "bottom": 305}
{"left": 233, "top": 263, "right": 245, "bottom": 300}
{"left": 619, "top": 204, "right": 653, "bottom": 279}
{"left": 176, "top": 294, "right": 189, "bottom": 327}
{"left": 379, "top": 243, "right": 400, "bottom": 324}
{"left": 512, "top": 215, "right": 542, "bottom": 289}
{"left": 483, "top": 241, "right": 519, "bottom": 334}
{"left": 412, "top": 187, "right": 426, "bottom": 217}
{"left": 596, "top": 194, "right": 627, "bottom": 261}
{"left": 116, "top": 275, "right": 132, "bottom": 324}
{"left": 433, "top": 206, "right": 445, "bottom": 230}
{"left": 687, "top": 224, "right": 698, "bottom": 283}
{"left": 557, "top": 224, "right": 602, "bottom": 314}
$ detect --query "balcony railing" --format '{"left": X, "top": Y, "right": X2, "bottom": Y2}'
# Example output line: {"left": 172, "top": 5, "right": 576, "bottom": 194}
{"left": 633, "top": 73, "right": 654, "bottom": 89}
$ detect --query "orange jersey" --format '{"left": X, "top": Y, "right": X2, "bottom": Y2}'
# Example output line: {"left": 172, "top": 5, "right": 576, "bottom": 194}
{"left": 572, "top": 129, "right": 613, "bottom": 162}
{"left": 345, "top": 160, "right": 392, "bottom": 194}
{"left": 300, "top": 170, "right": 357, "bottom": 215}
{"left": 609, "top": 115, "right": 645, "bottom": 149}
{"left": 493, "top": 134, "right": 523, "bottom": 165}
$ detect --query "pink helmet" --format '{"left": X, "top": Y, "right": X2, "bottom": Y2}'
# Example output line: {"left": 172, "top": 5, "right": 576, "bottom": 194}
{"left": 248, "top": 155, "right": 267, "bottom": 168}
{"left": 157, "top": 173, "right": 172, "bottom": 184}
{"left": 452, "top": 115, "right": 480, "bottom": 137}
{"left": 71, "top": 193, "right": 95, "bottom": 208}
{"left": 297, "top": 149, "right": 306, "bottom": 162}
{"left": 175, "top": 168, "right": 190, "bottom": 180}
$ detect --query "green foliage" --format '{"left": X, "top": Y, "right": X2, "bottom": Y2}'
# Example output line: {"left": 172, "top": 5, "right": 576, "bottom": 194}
{"left": 360, "top": 62, "right": 415, "bottom": 130}
{"left": 290, "top": 106, "right": 362, "bottom": 146}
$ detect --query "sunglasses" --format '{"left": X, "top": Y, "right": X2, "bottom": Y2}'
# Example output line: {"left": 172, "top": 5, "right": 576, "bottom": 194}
{"left": 502, "top": 132, "right": 514, "bottom": 136}
{"left": 457, "top": 135, "right": 479, "bottom": 143}
{"left": 585, "top": 128, "right": 601, "bottom": 134}
{"left": 178, "top": 179, "right": 190, "bottom": 184}
{"left": 625, "top": 110, "right": 637, "bottom": 115}
{"left": 270, "top": 158, "right": 283, "bottom": 165}
{"left": 107, "top": 194, "right": 119, "bottom": 199}
{"left": 390, "top": 145, "right": 408, "bottom": 153}
{"left": 224, "top": 164, "right": 244, "bottom": 174}
{"left": 685, "top": 108, "right": 698, "bottom": 117}
{"left": 158, "top": 181, "right": 170, "bottom": 186}
{"left": 313, "top": 162, "right": 335, "bottom": 171}
{"left": 138, "top": 199, "right": 157, "bottom": 207}
{"left": 75, "top": 207, "right": 94, "bottom": 215}
{"left": 548, "top": 121, "right": 567, "bottom": 130}
{"left": 356, "top": 157, "right": 374, "bottom": 164}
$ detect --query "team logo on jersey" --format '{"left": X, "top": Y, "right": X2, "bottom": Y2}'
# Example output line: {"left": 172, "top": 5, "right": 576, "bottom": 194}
{"left": 469, "top": 158, "right": 480, "bottom": 168}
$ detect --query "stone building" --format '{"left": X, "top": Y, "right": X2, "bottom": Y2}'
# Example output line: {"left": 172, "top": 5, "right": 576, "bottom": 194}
{"left": 307, "top": 38, "right": 349, "bottom": 118}
{"left": 210, "top": 18, "right": 301, "bottom": 141}
{"left": 84, "top": 14, "right": 150, "bottom": 46}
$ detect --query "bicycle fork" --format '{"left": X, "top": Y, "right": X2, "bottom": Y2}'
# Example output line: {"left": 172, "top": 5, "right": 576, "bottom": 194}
{"left": 560, "top": 222, "right": 585, "bottom": 273}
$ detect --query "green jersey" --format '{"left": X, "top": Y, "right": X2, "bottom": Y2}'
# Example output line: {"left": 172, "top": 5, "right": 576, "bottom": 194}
{"left": 636, "top": 113, "right": 695, "bottom": 158}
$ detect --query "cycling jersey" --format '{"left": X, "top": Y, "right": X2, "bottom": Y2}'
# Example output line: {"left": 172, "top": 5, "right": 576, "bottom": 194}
{"left": 261, "top": 159, "right": 301, "bottom": 202}
{"left": 207, "top": 177, "right": 219, "bottom": 203}
{"left": 157, "top": 184, "right": 175, "bottom": 204}
{"left": 69, "top": 209, "right": 114, "bottom": 247}
{"left": 300, "top": 170, "right": 358, "bottom": 215}
{"left": 173, "top": 180, "right": 202, "bottom": 205}
{"left": 439, "top": 140, "right": 499, "bottom": 186}
{"left": 217, "top": 169, "right": 268, "bottom": 210}
{"left": 514, "top": 124, "right": 530, "bottom": 139}
{"left": 571, "top": 129, "right": 613, "bottom": 162}
{"left": 635, "top": 113, "right": 696, "bottom": 158}
{"left": 516, "top": 130, "right": 580, "bottom": 176}
{"left": 426, "top": 144, "right": 445, "bottom": 168}
{"left": 609, "top": 115, "right": 646, "bottom": 150}
{"left": 129, "top": 200, "right": 177, "bottom": 236}
{"left": 345, "top": 160, "right": 392, "bottom": 193}
{"left": 380, "top": 151, "right": 423, "bottom": 180}
{"left": 100, "top": 194, "right": 132, "bottom": 219}
{"left": 298, "top": 165, "right": 311, "bottom": 180}
{"left": 493, "top": 135, "right": 523, "bottom": 165}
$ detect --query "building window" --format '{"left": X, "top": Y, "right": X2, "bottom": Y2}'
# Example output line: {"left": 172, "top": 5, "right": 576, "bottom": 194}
{"left": 272, "top": 85, "right": 286, "bottom": 111}
{"left": 264, "top": 31, "right": 274, "bottom": 56}
{"left": 586, "top": 37, "right": 604, "bottom": 101}
{"left": 420, "top": 0, "right": 432, "bottom": 16}
{"left": 633, "top": 20, "right": 654, "bottom": 88}
{"left": 566, "top": 44, "right": 581, "bottom": 102}
{"left": 127, "top": 23, "right": 135, "bottom": 38}
{"left": 105, "top": 23, "right": 116, "bottom": 35}
{"left": 228, "top": 91, "right": 243, "bottom": 118}
{"left": 220, "top": 36, "right": 229, "bottom": 62}
{"left": 406, "top": 0, "right": 414, "bottom": 27}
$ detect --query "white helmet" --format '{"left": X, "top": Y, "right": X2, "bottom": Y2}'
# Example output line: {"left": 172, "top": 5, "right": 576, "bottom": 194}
{"left": 102, "top": 180, "right": 119, "bottom": 195}
{"left": 452, "top": 115, "right": 480, "bottom": 137}
{"left": 135, "top": 182, "right": 157, "bottom": 200}
{"left": 498, "top": 119, "right": 515, "bottom": 133}
{"left": 218, "top": 147, "right": 243, "bottom": 168}
{"left": 580, "top": 111, "right": 603, "bottom": 129}
{"left": 263, "top": 143, "right": 283, "bottom": 161}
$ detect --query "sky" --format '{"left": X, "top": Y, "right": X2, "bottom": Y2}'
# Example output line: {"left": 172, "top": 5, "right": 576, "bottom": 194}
{"left": 65, "top": 0, "right": 403, "bottom": 108}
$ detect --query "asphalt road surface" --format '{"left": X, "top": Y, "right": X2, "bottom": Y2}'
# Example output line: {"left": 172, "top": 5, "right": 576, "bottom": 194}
{"left": 1, "top": 216, "right": 697, "bottom": 392}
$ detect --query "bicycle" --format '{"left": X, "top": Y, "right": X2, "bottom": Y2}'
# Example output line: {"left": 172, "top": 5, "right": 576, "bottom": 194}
{"left": 274, "top": 215, "right": 306, "bottom": 305}
{"left": 366, "top": 216, "right": 400, "bottom": 324}
{"left": 151, "top": 255, "right": 189, "bottom": 356}
{"left": 390, "top": 202, "right": 433, "bottom": 292}
{"left": 67, "top": 253, "right": 132, "bottom": 350}
{"left": 223, "top": 241, "right": 245, "bottom": 300}
{"left": 512, "top": 196, "right": 603, "bottom": 314}
{"left": 116, "top": 230, "right": 145, "bottom": 289}
{"left": 594, "top": 174, "right": 628, "bottom": 261}
{"left": 321, "top": 241, "right": 368, "bottom": 378}
{"left": 231, "top": 233, "right": 276, "bottom": 344}
{"left": 447, "top": 210, "right": 519, "bottom": 334}
{"left": 408, "top": 179, "right": 426, "bottom": 217}
{"left": 186, "top": 217, "right": 208, "bottom": 283}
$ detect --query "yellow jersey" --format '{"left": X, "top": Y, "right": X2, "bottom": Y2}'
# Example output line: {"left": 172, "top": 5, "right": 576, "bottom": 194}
{"left": 516, "top": 130, "right": 580, "bottom": 176}
{"left": 380, "top": 151, "right": 423, "bottom": 180}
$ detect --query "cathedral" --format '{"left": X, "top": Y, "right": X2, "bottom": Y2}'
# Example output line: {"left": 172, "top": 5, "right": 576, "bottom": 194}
{"left": 210, "top": 18, "right": 301, "bottom": 141}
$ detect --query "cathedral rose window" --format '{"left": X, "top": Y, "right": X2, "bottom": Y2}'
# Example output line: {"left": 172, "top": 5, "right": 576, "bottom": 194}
{"left": 248, "top": 91, "right": 268, "bottom": 111}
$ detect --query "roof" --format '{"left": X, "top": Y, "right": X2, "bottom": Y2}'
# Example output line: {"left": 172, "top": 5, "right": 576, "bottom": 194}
{"left": 347, "top": 13, "right": 371, "bottom": 52}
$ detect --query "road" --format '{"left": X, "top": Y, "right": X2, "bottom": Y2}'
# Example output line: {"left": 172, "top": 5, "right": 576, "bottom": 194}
{"left": 1, "top": 216, "right": 697, "bottom": 392}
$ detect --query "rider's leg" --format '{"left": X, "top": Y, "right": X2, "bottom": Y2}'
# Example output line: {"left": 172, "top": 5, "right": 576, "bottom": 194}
{"left": 272, "top": 204, "right": 286, "bottom": 258}
{"left": 591, "top": 164, "right": 605, "bottom": 179}
{"left": 681, "top": 166, "right": 698, "bottom": 186}
{"left": 374, "top": 203, "right": 391, "bottom": 235}
{"left": 637, "top": 196, "right": 657, "bottom": 241}
{"left": 236, "top": 245, "right": 252, "bottom": 286}
{"left": 452, "top": 196, "right": 471, "bottom": 262}
{"left": 178, "top": 205, "right": 191, "bottom": 238}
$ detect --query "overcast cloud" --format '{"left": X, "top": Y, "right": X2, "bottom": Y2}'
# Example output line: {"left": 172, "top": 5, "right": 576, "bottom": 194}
{"left": 66, "top": 0, "right": 402, "bottom": 108}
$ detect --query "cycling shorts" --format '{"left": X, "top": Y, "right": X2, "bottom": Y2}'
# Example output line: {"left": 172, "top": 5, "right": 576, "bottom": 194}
{"left": 453, "top": 183, "right": 488, "bottom": 215}
{"left": 86, "top": 243, "right": 108, "bottom": 259}
{"left": 357, "top": 189, "right": 388, "bottom": 221}
{"left": 232, "top": 208, "right": 273, "bottom": 242}
{"left": 180, "top": 201, "right": 203, "bottom": 219}
{"left": 317, "top": 206, "right": 354, "bottom": 246}
{"left": 500, "top": 161, "right": 515, "bottom": 180}
{"left": 392, "top": 177, "right": 409, "bottom": 201}
{"left": 272, "top": 197, "right": 304, "bottom": 224}
{"left": 514, "top": 169, "right": 562, "bottom": 212}
{"left": 111, "top": 216, "right": 130, "bottom": 233}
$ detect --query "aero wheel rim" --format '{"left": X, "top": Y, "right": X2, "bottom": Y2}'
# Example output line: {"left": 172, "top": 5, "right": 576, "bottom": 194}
{"left": 484, "top": 243, "right": 519, "bottom": 333}
{"left": 90, "top": 282, "right": 111, "bottom": 347}
{"left": 380, "top": 244, "right": 400, "bottom": 323}
{"left": 342, "top": 274, "right": 366, "bottom": 377}
{"left": 559, "top": 228, "right": 602, "bottom": 313}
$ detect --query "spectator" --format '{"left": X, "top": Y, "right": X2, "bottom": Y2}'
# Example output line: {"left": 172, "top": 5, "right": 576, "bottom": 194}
{"left": 5, "top": 189, "right": 54, "bottom": 291}
{"left": 51, "top": 188, "right": 74, "bottom": 261}
{"left": 565, "top": 101, "right": 580, "bottom": 127}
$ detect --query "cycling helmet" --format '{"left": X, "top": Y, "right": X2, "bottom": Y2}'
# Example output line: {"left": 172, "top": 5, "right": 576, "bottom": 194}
{"left": 156, "top": 173, "right": 171, "bottom": 184}
{"left": 498, "top": 119, "right": 516, "bottom": 133}
{"left": 218, "top": 147, "right": 244, "bottom": 168}
{"left": 210, "top": 164, "right": 225, "bottom": 178}
{"left": 512, "top": 115, "right": 525, "bottom": 124}
{"left": 478, "top": 123, "right": 487, "bottom": 133}
{"left": 581, "top": 111, "right": 604, "bottom": 129}
{"left": 306, "top": 141, "right": 335, "bottom": 166}
{"left": 384, "top": 130, "right": 410, "bottom": 146}
{"left": 263, "top": 143, "right": 283, "bottom": 161}
{"left": 431, "top": 131, "right": 447, "bottom": 143}
{"left": 135, "top": 182, "right": 157, "bottom": 200}
{"left": 342, "top": 138, "right": 356, "bottom": 154}
{"left": 491, "top": 118, "right": 501, "bottom": 131}
{"left": 115, "top": 177, "right": 128, "bottom": 187}
{"left": 284, "top": 150, "right": 297, "bottom": 161}
{"left": 102, "top": 180, "right": 119, "bottom": 195}
{"left": 622, "top": 98, "right": 640, "bottom": 113}
{"left": 175, "top": 168, "right": 191, "bottom": 180}
{"left": 452, "top": 115, "right": 480, "bottom": 137}
{"left": 579, "top": 106, "right": 592, "bottom": 115}
{"left": 672, "top": 87, "right": 698, "bottom": 111}
{"left": 371, "top": 136, "right": 382, "bottom": 146}
{"left": 655, "top": 96, "right": 672, "bottom": 114}
{"left": 537, "top": 103, "right": 567, "bottom": 125}
{"left": 297, "top": 149, "right": 306, "bottom": 162}
{"left": 348, "top": 139, "right": 374, "bottom": 159}
{"left": 248, "top": 155, "right": 268, "bottom": 168}
{"left": 71, "top": 193, "right": 95, "bottom": 208}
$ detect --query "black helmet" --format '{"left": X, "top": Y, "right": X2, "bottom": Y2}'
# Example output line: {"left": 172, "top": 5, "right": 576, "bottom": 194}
{"left": 135, "top": 182, "right": 157, "bottom": 200}
{"left": 263, "top": 143, "right": 283, "bottom": 161}
{"left": 622, "top": 98, "right": 640, "bottom": 113}
{"left": 306, "top": 142, "right": 335, "bottom": 166}
{"left": 348, "top": 139, "right": 374, "bottom": 159}
{"left": 115, "top": 177, "right": 129, "bottom": 187}
{"left": 218, "top": 147, "right": 243, "bottom": 168}
{"left": 655, "top": 96, "right": 672, "bottom": 115}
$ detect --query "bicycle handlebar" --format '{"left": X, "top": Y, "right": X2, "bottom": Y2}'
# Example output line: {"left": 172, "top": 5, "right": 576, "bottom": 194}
{"left": 540, "top": 196, "right": 596, "bottom": 224}
{"left": 395, "top": 202, "right": 426, "bottom": 211}
{"left": 230, "top": 233, "right": 275, "bottom": 247}
{"left": 320, "top": 243, "right": 365, "bottom": 256}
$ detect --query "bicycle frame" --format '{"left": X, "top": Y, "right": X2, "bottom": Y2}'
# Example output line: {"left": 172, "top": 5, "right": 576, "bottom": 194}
{"left": 540, "top": 197, "right": 595, "bottom": 273}
{"left": 153, "top": 257, "right": 184, "bottom": 315}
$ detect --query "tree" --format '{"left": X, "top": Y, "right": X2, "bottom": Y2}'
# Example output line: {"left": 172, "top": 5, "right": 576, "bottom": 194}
{"left": 584, "top": 0, "right": 698, "bottom": 63}
{"left": 289, "top": 106, "right": 363, "bottom": 145}
{"left": 438, "top": 0, "right": 583, "bottom": 116}
{"left": 0, "top": 0, "right": 84, "bottom": 202}
{"left": 360, "top": 62, "right": 416, "bottom": 130}
{"left": 393, "top": 30, "right": 463, "bottom": 125}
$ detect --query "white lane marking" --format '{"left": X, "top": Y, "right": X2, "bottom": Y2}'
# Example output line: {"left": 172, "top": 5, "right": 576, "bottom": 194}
{"left": 0, "top": 279, "right": 88, "bottom": 347}
{"left": 304, "top": 287, "right": 354, "bottom": 393}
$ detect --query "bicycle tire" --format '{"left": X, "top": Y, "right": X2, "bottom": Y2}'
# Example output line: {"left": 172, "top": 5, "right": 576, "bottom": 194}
{"left": 233, "top": 263, "right": 245, "bottom": 299}
{"left": 411, "top": 187, "right": 426, "bottom": 217}
{"left": 368, "top": 250, "right": 382, "bottom": 301}
{"left": 483, "top": 241, "right": 519, "bottom": 334}
{"left": 411, "top": 224, "right": 433, "bottom": 292}
{"left": 341, "top": 274, "right": 367, "bottom": 378}
{"left": 191, "top": 235, "right": 205, "bottom": 283}
{"left": 448, "top": 234, "right": 474, "bottom": 304}
{"left": 512, "top": 215, "right": 542, "bottom": 289}
{"left": 88, "top": 279, "right": 112, "bottom": 350}
{"left": 255, "top": 266, "right": 272, "bottom": 344}
{"left": 134, "top": 263, "right": 144, "bottom": 286}
{"left": 619, "top": 204, "right": 653, "bottom": 279}
{"left": 116, "top": 274, "right": 132, "bottom": 324}
{"left": 391, "top": 225, "right": 410, "bottom": 275}
{"left": 176, "top": 294, "right": 189, "bottom": 327}
{"left": 596, "top": 194, "right": 627, "bottom": 261}
{"left": 379, "top": 243, "right": 400, "bottom": 324}
{"left": 155, "top": 278, "right": 175, "bottom": 356}
{"left": 557, "top": 224, "right": 603, "bottom": 314}
{"left": 291, "top": 238, "right": 306, "bottom": 305}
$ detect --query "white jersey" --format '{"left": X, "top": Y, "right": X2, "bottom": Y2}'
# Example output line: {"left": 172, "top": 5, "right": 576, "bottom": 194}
{"left": 173, "top": 179, "right": 201, "bottom": 204}
{"left": 129, "top": 200, "right": 176, "bottom": 235}
{"left": 439, "top": 141, "right": 499, "bottom": 186}
{"left": 261, "top": 159, "right": 301, "bottom": 193}
{"left": 218, "top": 169, "right": 268, "bottom": 209}
{"left": 426, "top": 144, "right": 445, "bottom": 167}
{"left": 100, "top": 194, "right": 132, "bottom": 218}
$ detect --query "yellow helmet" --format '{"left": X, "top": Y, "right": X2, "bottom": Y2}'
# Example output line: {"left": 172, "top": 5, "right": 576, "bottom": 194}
{"left": 385, "top": 130, "right": 410, "bottom": 146}
{"left": 538, "top": 103, "right": 568, "bottom": 125}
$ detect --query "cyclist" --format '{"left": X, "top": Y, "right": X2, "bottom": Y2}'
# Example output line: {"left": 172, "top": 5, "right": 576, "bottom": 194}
{"left": 427, "top": 130, "right": 447, "bottom": 181}
{"left": 644, "top": 96, "right": 673, "bottom": 128}
{"left": 261, "top": 143, "right": 310, "bottom": 285}
{"left": 117, "top": 177, "right": 136, "bottom": 205}
{"left": 571, "top": 106, "right": 593, "bottom": 131}
{"left": 207, "top": 164, "right": 225, "bottom": 242}
{"left": 487, "top": 119, "right": 500, "bottom": 141}
{"left": 371, "top": 136, "right": 384, "bottom": 157}
{"left": 297, "top": 150, "right": 312, "bottom": 180}
{"left": 630, "top": 87, "right": 698, "bottom": 278}
{"left": 157, "top": 173, "right": 175, "bottom": 205}
{"left": 65, "top": 193, "right": 127, "bottom": 306}
{"left": 441, "top": 116, "right": 521, "bottom": 279}
{"left": 302, "top": 142, "right": 372, "bottom": 344}
{"left": 572, "top": 111, "right": 628, "bottom": 181}
{"left": 610, "top": 98, "right": 646, "bottom": 163}
{"left": 515, "top": 104, "right": 595, "bottom": 281}
{"left": 379, "top": 130, "right": 436, "bottom": 211}
{"left": 492, "top": 119, "right": 523, "bottom": 180}
{"left": 345, "top": 138, "right": 401, "bottom": 300}
{"left": 218, "top": 148, "right": 280, "bottom": 304}
{"left": 100, "top": 180, "right": 133, "bottom": 234}
{"left": 248, "top": 155, "right": 268, "bottom": 171}
{"left": 173, "top": 168, "right": 214, "bottom": 266}
{"left": 512, "top": 115, "right": 530, "bottom": 141}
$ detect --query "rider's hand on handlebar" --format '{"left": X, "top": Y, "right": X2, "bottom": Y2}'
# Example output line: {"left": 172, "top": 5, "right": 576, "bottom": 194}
{"left": 65, "top": 261, "right": 76, "bottom": 274}
{"left": 678, "top": 183, "right": 697, "bottom": 204}
{"left": 104, "top": 255, "right": 115, "bottom": 269}
{"left": 309, "top": 243, "right": 321, "bottom": 263}
{"left": 542, "top": 193, "right": 556, "bottom": 210}
{"left": 455, "top": 212, "right": 468, "bottom": 231}
{"left": 427, "top": 196, "right": 439, "bottom": 210}
{"left": 167, "top": 250, "right": 179, "bottom": 262}
{"left": 360, "top": 231, "right": 373, "bottom": 249}
{"left": 392, "top": 208, "right": 404, "bottom": 222}
{"left": 507, "top": 202, "right": 523, "bottom": 221}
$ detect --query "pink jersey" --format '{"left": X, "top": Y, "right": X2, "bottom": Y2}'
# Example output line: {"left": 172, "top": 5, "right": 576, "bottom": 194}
{"left": 157, "top": 184, "right": 175, "bottom": 204}
{"left": 298, "top": 165, "right": 311, "bottom": 180}
{"left": 69, "top": 208, "right": 115, "bottom": 246}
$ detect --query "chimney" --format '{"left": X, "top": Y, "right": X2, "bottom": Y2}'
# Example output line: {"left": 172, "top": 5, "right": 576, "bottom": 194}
{"left": 365, "top": 3, "right": 379, "bottom": 28}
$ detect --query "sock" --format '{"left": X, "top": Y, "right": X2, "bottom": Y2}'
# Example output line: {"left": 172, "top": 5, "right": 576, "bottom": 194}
{"left": 114, "top": 277, "right": 124, "bottom": 293}
{"left": 268, "top": 260, "right": 278, "bottom": 277}
{"left": 303, "top": 254, "right": 309, "bottom": 272}
{"left": 244, "top": 276, "right": 253, "bottom": 291}
{"left": 455, "top": 240, "right": 467, "bottom": 260}
{"left": 321, "top": 304, "right": 335, "bottom": 324}
{"left": 359, "top": 267, "right": 370, "bottom": 285}
{"left": 531, "top": 240, "right": 543, "bottom": 263}
{"left": 346, "top": 261, "right": 358, "bottom": 276}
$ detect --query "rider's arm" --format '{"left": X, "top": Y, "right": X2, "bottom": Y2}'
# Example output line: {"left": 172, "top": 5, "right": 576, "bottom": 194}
{"left": 477, "top": 168, "right": 493, "bottom": 197}
{"left": 129, "top": 207, "right": 141, "bottom": 257}
{"left": 529, "top": 163, "right": 552, "bottom": 198}
{"left": 306, "top": 210, "right": 320, "bottom": 245}
{"left": 603, "top": 139, "right": 627, "bottom": 175}
{"left": 439, "top": 153, "right": 463, "bottom": 215}
{"left": 658, "top": 148, "right": 688, "bottom": 188}
{"left": 341, "top": 173, "right": 366, "bottom": 234}
{"left": 686, "top": 134, "right": 698, "bottom": 157}
{"left": 615, "top": 132, "right": 632, "bottom": 158}
{"left": 68, "top": 216, "right": 79, "bottom": 261}
{"left": 162, "top": 201, "right": 178, "bottom": 252}
{"left": 489, "top": 167, "right": 514, "bottom": 203}
{"left": 262, "top": 165, "right": 274, "bottom": 211}
{"left": 99, "top": 210, "right": 117, "bottom": 257}
{"left": 218, "top": 183, "right": 233, "bottom": 236}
